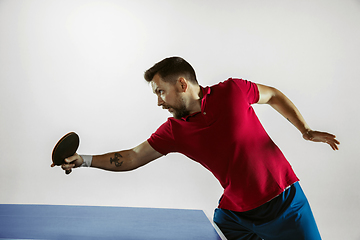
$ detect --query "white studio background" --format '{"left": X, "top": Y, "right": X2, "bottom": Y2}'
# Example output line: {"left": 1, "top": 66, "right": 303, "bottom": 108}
{"left": 0, "top": 0, "right": 359, "bottom": 239}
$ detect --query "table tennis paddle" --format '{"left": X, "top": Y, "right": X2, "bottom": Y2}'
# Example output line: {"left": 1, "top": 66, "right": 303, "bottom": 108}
{"left": 52, "top": 132, "right": 80, "bottom": 166}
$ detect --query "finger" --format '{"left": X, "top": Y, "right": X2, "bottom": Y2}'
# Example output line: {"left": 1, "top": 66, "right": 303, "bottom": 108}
{"left": 326, "top": 140, "right": 339, "bottom": 151}
{"left": 51, "top": 163, "right": 55, "bottom": 167}
{"left": 322, "top": 132, "right": 336, "bottom": 138}
{"left": 65, "top": 169, "right": 72, "bottom": 175}
{"left": 332, "top": 141, "right": 339, "bottom": 150}
{"left": 312, "top": 131, "right": 336, "bottom": 139}
{"left": 61, "top": 163, "right": 75, "bottom": 171}
{"left": 327, "top": 142, "right": 336, "bottom": 151}
{"left": 64, "top": 153, "right": 79, "bottom": 164}
{"left": 330, "top": 143, "right": 338, "bottom": 151}
{"left": 324, "top": 136, "right": 339, "bottom": 143}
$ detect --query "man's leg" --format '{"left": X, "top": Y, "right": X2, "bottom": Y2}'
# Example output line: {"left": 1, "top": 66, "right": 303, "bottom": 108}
{"left": 213, "top": 208, "right": 262, "bottom": 240}
{"left": 256, "top": 182, "right": 322, "bottom": 240}
{"left": 213, "top": 182, "right": 321, "bottom": 240}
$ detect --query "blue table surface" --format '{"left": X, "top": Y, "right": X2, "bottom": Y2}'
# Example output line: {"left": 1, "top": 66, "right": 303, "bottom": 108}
{"left": 0, "top": 204, "right": 221, "bottom": 240}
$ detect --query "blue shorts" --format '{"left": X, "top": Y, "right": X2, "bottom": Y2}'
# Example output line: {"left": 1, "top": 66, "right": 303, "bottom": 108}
{"left": 213, "top": 182, "right": 321, "bottom": 240}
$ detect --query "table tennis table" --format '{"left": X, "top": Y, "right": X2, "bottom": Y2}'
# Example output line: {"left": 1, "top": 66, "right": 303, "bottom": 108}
{"left": 0, "top": 204, "right": 223, "bottom": 239}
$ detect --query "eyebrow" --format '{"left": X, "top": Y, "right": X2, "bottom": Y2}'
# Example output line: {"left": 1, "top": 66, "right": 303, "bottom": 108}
{"left": 153, "top": 87, "right": 160, "bottom": 94}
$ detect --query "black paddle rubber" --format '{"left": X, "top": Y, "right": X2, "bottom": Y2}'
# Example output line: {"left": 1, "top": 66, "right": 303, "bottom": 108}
{"left": 52, "top": 132, "right": 80, "bottom": 166}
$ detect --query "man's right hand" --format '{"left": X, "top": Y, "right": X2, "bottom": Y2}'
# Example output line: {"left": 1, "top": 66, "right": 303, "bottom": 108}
{"left": 50, "top": 141, "right": 163, "bottom": 174}
{"left": 51, "top": 153, "right": 83, "bottom": 175}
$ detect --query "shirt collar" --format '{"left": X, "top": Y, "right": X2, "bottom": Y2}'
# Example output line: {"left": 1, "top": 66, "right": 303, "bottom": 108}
{"left": 201, "top": 86, "right": 211, "bottom": 111}
{"left": 181, "top": 86, "right": 211, "bottom": 121}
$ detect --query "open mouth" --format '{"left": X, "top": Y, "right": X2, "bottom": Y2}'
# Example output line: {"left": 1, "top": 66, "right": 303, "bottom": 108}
{"left": 162, "top": 105, "right": 174, "bottom": 113}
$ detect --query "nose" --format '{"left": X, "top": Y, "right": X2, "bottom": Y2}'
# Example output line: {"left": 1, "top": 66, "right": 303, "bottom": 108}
{"left": 157, "top": 95, "right": 164, "bottom": 106}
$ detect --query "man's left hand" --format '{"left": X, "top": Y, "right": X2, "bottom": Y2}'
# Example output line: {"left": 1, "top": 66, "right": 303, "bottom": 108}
{"left": 303, "top": 130, "right": 340, "bottom": 150}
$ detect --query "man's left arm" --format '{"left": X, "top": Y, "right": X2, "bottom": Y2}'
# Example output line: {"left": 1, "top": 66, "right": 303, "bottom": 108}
{"left": 256, "top": 83, "right": 340, "bottom": 150}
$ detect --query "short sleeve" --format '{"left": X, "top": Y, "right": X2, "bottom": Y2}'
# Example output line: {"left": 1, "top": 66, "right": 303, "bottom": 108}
{"left": 147, "top": 119, "right": 177, "bottom": 155}
{"left": 231, "top": 78, "right": 260, "bottom": 104}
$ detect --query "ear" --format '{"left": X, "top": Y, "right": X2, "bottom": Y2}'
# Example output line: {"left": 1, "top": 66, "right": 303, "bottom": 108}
{"left": 177, "top": 77, "right": 188, "bottom": 92}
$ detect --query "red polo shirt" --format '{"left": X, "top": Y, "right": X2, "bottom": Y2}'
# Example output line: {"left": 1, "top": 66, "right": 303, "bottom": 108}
{"left": 147, "top": 78, "right": 299, "bottom": 212}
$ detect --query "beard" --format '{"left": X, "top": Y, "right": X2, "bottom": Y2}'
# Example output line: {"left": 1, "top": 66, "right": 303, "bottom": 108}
{"left": 172, "top": 104, "right": 190, "bottom": 119}
{"left": 163, "top": 98, "right": 190, "bottom": 119}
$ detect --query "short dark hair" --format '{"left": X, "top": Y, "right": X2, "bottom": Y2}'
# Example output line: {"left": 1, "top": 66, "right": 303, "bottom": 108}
{"left": 144, "top": 56, "right": 198, "bottom": 84}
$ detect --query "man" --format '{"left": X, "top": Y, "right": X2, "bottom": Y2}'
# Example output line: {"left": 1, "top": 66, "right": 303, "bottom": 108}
{"left": 54, "top": 57, "right": 339, "bottom": 240}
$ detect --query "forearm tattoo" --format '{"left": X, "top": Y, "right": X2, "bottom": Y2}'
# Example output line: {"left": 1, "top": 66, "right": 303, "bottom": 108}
{"left": 110, "top": 153, "right": 123, "bottom": 167}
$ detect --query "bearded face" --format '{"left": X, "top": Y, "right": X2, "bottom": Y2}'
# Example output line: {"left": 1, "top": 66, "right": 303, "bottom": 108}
{"left": 151, "top": 74, "right": 191, "bottom": 119}
{"left": 161, "top": 95, "right": 190, "bottom": 119}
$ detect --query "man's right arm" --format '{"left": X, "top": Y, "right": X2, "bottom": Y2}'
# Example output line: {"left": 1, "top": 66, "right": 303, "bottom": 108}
{"left": 55, "top": 141, "right": 163, "bottom": 174}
